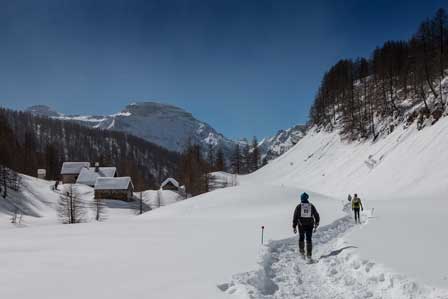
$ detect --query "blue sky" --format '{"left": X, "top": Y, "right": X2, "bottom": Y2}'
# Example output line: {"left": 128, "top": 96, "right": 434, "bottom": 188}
{"left": 0, "top": 0, "right": 446, "bottom": 139}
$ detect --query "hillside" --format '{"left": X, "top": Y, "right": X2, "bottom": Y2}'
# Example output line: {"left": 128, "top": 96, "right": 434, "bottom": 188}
{"left": 310, "top": 9, "right": 448, "bottom": 143}
{"left": 249, "top": 118, "right": 448, "bottom": 199}
{"left": 0, "top": 107, "right": 179, "bottom": 189}
{"left": 1, "top": 113, "right": 448, "bottom": 298}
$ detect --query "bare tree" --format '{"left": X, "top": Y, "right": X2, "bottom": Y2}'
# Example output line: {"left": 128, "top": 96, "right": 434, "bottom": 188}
{"left": 11, "top": 207, "right": 23, "bottom": 225}
{"left": 157, "top": 189, "right": 162, "bottom": 208}
{"left": 0, "top": 165, "right": 21, "bottom": 198}
{"left": 57, "top": 185, "right": 86, "bottom": 224}
{"left": 93, "top": 197, "right": 107, "bottom": 221}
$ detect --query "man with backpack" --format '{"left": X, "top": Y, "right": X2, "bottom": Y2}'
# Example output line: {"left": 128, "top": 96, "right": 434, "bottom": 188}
{"left": 352, "top": 193, "right": 363, "bottom": 223}
{"left": 292, "top": 192, "right": 320, "bottom": 261}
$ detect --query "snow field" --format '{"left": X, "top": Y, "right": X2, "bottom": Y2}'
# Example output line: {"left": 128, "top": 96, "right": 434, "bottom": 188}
{"left": 0, "top": 182, "right": 342, "bottom": 299}
{"left": 224, "top": 205, "right": 448, "bottom": 299}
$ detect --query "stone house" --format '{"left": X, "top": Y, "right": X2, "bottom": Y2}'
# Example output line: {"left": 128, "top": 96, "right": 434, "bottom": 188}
{"left": 94, "top": 177, "right": 134, "bottom": 201}
{"left": 61, "top": 162, "right": 90, "bottom": 184}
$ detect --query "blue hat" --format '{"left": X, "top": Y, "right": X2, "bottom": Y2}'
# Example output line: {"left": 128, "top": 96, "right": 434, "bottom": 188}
{"left": 300, "top": 192, "right": 309, "bottom": 203}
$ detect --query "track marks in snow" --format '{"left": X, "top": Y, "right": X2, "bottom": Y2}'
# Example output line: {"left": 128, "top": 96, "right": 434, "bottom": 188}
{"left": 221, "top": 213, "right": 448, "bottom": 299}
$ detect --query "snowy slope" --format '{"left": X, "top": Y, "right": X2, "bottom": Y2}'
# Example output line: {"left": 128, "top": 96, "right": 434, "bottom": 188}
{"left": 249, "top": 118, "right": 448, "bottom": 199}
{"left": 247, "top": 117, "right": 448, "bottom": 290}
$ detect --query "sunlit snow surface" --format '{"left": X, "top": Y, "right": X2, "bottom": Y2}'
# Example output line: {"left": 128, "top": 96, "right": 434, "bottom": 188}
{"left": 1, "top": 117, "right": 448, "bottom": 298}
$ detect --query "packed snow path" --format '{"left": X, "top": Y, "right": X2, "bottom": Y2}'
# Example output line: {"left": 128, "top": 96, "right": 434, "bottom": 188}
{"left": 221, "top": 208, "right": 448, "bottom": 299}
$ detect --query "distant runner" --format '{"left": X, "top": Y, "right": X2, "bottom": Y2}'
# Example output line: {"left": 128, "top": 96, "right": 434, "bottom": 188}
{"left": 352, "top": 193, "right": 363, "bottom": 224}
{"left": 292, "top": 192, "right": 320, "bottom": 261}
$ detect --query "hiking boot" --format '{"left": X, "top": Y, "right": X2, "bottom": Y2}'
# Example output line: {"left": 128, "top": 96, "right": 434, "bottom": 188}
{"left": 298, "top": 240, "right": 305, "bottom": 255}
{"left": 306, "top": 242, "right": 312, "bottom": 258}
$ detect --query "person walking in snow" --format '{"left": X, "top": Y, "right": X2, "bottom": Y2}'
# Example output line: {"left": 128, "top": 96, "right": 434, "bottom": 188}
{"left": 347, "top": 194, "right": 352, "bottom": 202}
{"left": 352, "top": 193, "right": 363, "bottom": 224}
{"left": 292, "top": 192, "right": 320, "bottom": 260}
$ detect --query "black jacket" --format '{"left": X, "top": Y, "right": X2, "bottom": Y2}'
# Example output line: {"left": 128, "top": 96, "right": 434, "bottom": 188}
{"left": 292, "top": 203, "right": 320, "bottom": 228}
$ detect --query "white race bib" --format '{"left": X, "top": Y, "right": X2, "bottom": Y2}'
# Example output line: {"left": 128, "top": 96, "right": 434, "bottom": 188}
{"left": 301, "top": 203, "right": 312, "bottom": 218}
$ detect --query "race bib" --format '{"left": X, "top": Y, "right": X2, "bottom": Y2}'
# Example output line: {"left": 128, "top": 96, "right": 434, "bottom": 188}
{"left": 301, "top": 203, "right": 312, "bottom": 218}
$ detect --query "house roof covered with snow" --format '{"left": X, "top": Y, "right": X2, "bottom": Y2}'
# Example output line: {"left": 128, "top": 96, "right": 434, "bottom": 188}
{"left": 61, "top": 162, "right": 90, "bottom": 175}
{"left": 76, "top": 167, "right": 116, "bottom": 186}
{"left": 161, "top": 178, "right": 179, "bottom": 189}
{"left": 94, "top": 177, "right": 133, "bottom": 190}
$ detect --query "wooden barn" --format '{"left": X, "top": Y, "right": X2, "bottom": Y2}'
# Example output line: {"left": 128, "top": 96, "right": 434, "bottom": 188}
{"left": 160, "top": 178, "right": 180, "bottom": 191}
{"left": 76, "top": 165, "right": 117, "bottom": 187}
{"left": 94, "top": 177, "right": 134, "bottom": 201}
{"left": 60, "top": 162, "right": 90, "bottom": 184}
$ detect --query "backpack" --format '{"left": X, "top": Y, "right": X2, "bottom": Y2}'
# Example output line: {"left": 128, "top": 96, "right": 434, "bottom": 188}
{"left": 301, "top": 203, "right": 312, "bottom": 218}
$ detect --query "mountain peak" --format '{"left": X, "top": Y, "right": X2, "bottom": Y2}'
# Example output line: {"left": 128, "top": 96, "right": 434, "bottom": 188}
{"left": 122, "top": 101, "right": 193, "bottom": 119}
{"left": 25, "top": 105, "right": 61, "bottom": 117}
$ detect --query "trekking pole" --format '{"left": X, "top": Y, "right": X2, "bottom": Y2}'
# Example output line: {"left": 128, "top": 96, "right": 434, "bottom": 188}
{"left": 261, "top": 226, "right": 265, "bottom": 245}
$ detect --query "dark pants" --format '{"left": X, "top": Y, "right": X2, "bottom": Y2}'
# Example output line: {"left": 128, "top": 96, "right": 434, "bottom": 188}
{"left": 298, "top": 225, "right": 313, "bottom": 256}
{"left": 354, "top": 208, "right": 360, "bottom": 223}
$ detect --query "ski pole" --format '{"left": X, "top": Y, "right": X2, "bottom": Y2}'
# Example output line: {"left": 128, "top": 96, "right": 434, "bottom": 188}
{"left": 261, "top": 226, "right": 264, "bottom": 245}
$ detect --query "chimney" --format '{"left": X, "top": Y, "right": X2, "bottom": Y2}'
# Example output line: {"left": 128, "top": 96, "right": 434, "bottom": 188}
{"left": 95, "top": 162, "right": 100, "bottom": 172}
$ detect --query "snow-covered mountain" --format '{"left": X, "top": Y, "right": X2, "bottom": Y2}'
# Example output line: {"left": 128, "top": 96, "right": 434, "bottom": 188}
{"left": 26, "top": 102, "right": 238, "bottom": 155}
{"left": 258, "top": 124, "right": 307, "bottom": 161}
{"left": 25, "top": 105, "right": 62, "bottom": 118}
{"left": 26, "top": 102, "right": 303, "bottom": 162}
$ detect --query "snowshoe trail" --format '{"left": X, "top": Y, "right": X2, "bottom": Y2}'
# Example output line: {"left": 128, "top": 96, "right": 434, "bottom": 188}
{"left": 221, "top": 211, "right": 448, "bottom": 299}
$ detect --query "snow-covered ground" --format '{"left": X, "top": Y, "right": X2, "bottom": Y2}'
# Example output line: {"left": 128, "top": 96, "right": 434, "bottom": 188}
{"left": 140, "top": 189, "right": 183, "bottom": 209}
{"left": 246, "top": 116, "right": 448, "bottom": 292}
{"left": 0, "top": 181, "right": 343, "bottom": 298}
{"left": 1, "top": 116, "right": 448, "bottom": 298}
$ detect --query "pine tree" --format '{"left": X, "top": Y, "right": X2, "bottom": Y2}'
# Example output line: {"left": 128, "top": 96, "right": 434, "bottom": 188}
{"left": 45, "top": 143, "right": 60, "bottom": 180}
{"left": 250, "top": 136, "right": 260, "bottom": 172}
{"left": 93, "top": 197, "right": 107, "bottom": 221}
{"left": 178, "top": 143, "right": 209, "bottom": 196}
{"left": 206, "top": 143, "right": 215, "bottom": 171}
{"left": 230, "top": 144, "right": 241, "bottom": 174}
{"left": 240, "top": 142, "right": 250, "bottom": 174}
{"left": 215, "top": 148, "right": 225, "bottom": 171}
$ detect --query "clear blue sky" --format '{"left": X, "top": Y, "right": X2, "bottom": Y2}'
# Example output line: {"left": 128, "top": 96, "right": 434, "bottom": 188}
{"left": 0, "top": 0, "right": 446, "bottom": 139}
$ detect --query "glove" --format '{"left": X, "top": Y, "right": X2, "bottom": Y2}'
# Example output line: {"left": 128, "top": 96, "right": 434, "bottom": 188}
{"left": 293, "top": 227, "right": 297, "bottom": 234}
{"left": 314, "top": 223, "right": 319, "bottom": 232}
{"left": 361, "top": 208, "right": 364, "bottom": 211}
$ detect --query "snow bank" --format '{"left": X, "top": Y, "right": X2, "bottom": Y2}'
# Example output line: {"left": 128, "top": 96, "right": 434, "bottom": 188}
{"left": 140, "top": 189, "right": 182, "bottom": 209}
{"left": 249, "top": 117, "right": 448, "bottom": 200}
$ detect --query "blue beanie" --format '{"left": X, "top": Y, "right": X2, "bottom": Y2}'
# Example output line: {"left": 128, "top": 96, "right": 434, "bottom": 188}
{"left": 300, "top": 192, "right": 309, "bottom": 203}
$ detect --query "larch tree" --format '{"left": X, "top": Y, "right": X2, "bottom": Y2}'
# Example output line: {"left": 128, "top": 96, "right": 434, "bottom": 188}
{"left": 58, "top": 185, "right": 86, "bottom": 224}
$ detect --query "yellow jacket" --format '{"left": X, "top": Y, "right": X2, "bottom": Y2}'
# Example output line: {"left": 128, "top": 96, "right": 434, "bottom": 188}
{"left": 352, "top": 197, "right": 363, "bottom": 209}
